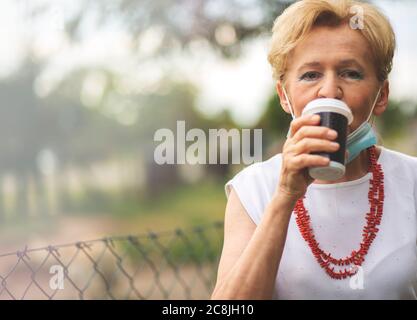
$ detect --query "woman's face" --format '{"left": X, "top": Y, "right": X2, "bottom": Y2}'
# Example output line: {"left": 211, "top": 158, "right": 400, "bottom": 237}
{"left": 277, "top": 23, "right": 389, "bottom": 133}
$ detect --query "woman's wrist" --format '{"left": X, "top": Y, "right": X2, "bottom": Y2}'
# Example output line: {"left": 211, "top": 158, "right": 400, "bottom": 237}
{"left": 273, "top": 186, "right": 301, "bottom": 205}
{"left": 268, "top": 190, "right": 298, "bottom": 218}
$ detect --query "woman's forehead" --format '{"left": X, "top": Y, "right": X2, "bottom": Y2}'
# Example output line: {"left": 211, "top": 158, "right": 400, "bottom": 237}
{"left": 295, "top": 58, "right": 366, "bottom": 72}
{"left": 288, "top": 24, "right": 373, "bottom": 70}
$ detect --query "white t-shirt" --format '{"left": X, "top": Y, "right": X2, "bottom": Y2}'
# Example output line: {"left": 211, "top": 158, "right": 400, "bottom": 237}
{"left": 225, "top": 146, "right": 417, "bottom": 299}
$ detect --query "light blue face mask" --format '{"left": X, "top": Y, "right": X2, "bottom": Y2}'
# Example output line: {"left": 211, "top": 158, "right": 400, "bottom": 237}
{"left": 345, "top": 87, "right": 381, "bottom": 164}
{"left": 345, "top": 118, "right": 377, "bottom": 164}
{"left": 283, "top": 86, "right": 382, "bottom": 164}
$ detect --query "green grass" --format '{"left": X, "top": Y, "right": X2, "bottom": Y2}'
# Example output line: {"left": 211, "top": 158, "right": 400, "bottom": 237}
{"left": 120, "top": 223, "right": 224, "bottom": 265}
{"left": 0, "top": 180, "right": 228, "bottom": 261}
{"left": 61, "top": 179, "right": 227, "bottom": 232}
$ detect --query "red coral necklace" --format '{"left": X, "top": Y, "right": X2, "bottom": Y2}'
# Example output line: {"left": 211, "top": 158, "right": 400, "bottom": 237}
{"left": 294, "top": 145, "right": 384, "bottom": 280}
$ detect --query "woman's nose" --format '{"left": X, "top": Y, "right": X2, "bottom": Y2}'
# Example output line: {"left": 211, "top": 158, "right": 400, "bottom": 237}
{"left": 317, "top": 75, "right": 343, "bottom": 99}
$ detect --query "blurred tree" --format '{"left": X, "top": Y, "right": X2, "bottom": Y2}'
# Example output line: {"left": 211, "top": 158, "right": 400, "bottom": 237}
{"left": 255, "top": 91, "right": 291, "bottom": 150}
{"left": 378, "top": 99, "right": 411, "bottom": 139}
{"left": 204, "top": 109, "right": 237, "bottom": 182}
{"left": 44, "top": 69, "right": 137, "bottom": 163}
{"left": 134, "top": 80, "right": 240, "bottom": 196}
{"left": 136, "top": 80, "right": 201, "bottom": 197}
{"left": 0, "top": 62, "right": 47, "bottom": 218}
{"left": 0, "top": 59, "right": 138, "bottom": 218}
{"left": 47, "top": 0, "right": 294, "bottom": 58}
{"left": 21, "top": 0, "right": 388, "bottom": 62}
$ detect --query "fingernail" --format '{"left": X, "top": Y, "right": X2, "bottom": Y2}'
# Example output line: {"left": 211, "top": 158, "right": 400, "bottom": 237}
{"left": 330, "top": 142, "right": 339, "bottom": 148}
{"left": 312, "top": 115, "right": 320, "bottom": 121}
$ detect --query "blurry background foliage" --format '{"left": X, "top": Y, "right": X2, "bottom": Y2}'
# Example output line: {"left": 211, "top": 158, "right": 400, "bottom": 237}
{"left": 0, "top": 0, "right": 415, "bottom": 250}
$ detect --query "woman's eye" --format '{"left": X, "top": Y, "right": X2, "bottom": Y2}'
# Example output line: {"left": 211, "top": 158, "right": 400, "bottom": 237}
{"left": 300, "top": 71, "right": 321, "bottom": 81}
{"left": 341, "top": 70, "right": 364, "bottom": 80}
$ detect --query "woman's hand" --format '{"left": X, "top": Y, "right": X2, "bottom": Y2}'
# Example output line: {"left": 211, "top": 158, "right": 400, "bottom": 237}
{"left": 276, "top": 114, "right": 340, "bottom": 201}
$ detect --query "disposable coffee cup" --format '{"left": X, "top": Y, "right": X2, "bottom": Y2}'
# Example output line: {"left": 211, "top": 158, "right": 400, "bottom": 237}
{"left": 301, "top": 98, "right": 353, "bottom": 181}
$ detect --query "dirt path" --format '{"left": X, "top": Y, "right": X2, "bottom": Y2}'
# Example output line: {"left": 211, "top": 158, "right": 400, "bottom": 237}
{"left": 0, "top": 216, "right": 219, "bottom": 300}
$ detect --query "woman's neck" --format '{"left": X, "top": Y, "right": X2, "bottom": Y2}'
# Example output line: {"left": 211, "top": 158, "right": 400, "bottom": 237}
{"left": 313, "top": 146, "right": 380, "bottom": 185}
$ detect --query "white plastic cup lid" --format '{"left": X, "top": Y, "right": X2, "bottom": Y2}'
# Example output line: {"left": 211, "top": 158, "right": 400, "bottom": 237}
{"left": 302, "top": 98, "right": 353, "bottom": 124}
{"left": 309, "top": 161, "right": 345, "bottom": 181}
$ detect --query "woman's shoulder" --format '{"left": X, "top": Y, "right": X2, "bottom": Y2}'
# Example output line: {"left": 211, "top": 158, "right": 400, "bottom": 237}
{"left": 379, "top": 146, "right": 417, "bottom": 186}
{"left": 380, "top": 145, "right": 417, "bottom": 169}
{"left": 225, "top": 153, "right": 283, "bottom": 225}
{"left": 228, "top": 153, "right": 282, "bottom": 186}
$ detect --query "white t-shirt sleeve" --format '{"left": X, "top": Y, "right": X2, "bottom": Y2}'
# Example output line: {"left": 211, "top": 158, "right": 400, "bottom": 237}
{"left": 413, "top": 160, "right": 417, "bottom": 217}
{"left": 414, "top": 168, "right": 417, "bottom": 215}
{"left": 399, "top": 150, "right": 417, "bottom": 217}
{"left": 225, "top": 163, "right": 272, "bottom": 226}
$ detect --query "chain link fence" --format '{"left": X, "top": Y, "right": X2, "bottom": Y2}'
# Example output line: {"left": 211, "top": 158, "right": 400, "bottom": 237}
{"left": 0, "top": 221, "right": 224, "bottom": 300}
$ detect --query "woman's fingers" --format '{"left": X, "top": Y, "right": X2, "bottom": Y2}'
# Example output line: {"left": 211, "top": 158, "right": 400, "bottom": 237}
{"left": 286, "top": 154, "right": 330, "bottom": 171}
{"left": 291, "top": 125, "right": 338, "bottom": 144}
{"left": 291, "top": 138, "right": 340, "bottom": 155}
{"left": 288, "top": 114, "right": 321, "bottom": 138}
{"left": 279, "top": 113, "right": 342, "bottom": 200}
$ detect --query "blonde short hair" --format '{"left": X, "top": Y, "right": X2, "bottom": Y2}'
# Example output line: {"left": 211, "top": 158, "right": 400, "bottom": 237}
{"left": 267, "top": 0, "right": 396, "bottom": 83}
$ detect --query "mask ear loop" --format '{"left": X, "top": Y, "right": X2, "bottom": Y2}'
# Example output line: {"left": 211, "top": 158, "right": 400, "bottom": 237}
{"left": 283, "top": 87, "right": 295, "bottom": 119}
{"left": 367, "top": 86, "right": 382, "bottom": 125}
{"left": 282, "top": 86, "right": 296, "bottom": 138}
{"left": 366, "top": 87, "right": 382, "bottom": 166}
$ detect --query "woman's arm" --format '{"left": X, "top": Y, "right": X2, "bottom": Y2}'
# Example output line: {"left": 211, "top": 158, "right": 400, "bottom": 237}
{"left": 211, "top": 114, "right": 336, "bottom": 299}
{"left": 211, "top": 188, "right": 296, "bottom": 300}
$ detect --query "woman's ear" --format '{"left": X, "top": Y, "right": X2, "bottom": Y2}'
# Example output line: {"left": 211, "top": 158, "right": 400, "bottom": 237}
{"left": 373, "top": 80, "right": 389, "bottom": 116}
{"left": 276, "top": 82, "right": 291, "bottom": 114}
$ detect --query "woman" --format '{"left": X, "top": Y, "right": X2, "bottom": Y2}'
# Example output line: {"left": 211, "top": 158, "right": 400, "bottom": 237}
{"left": 211, "top": 0, "right": 417, "bottom": 300}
